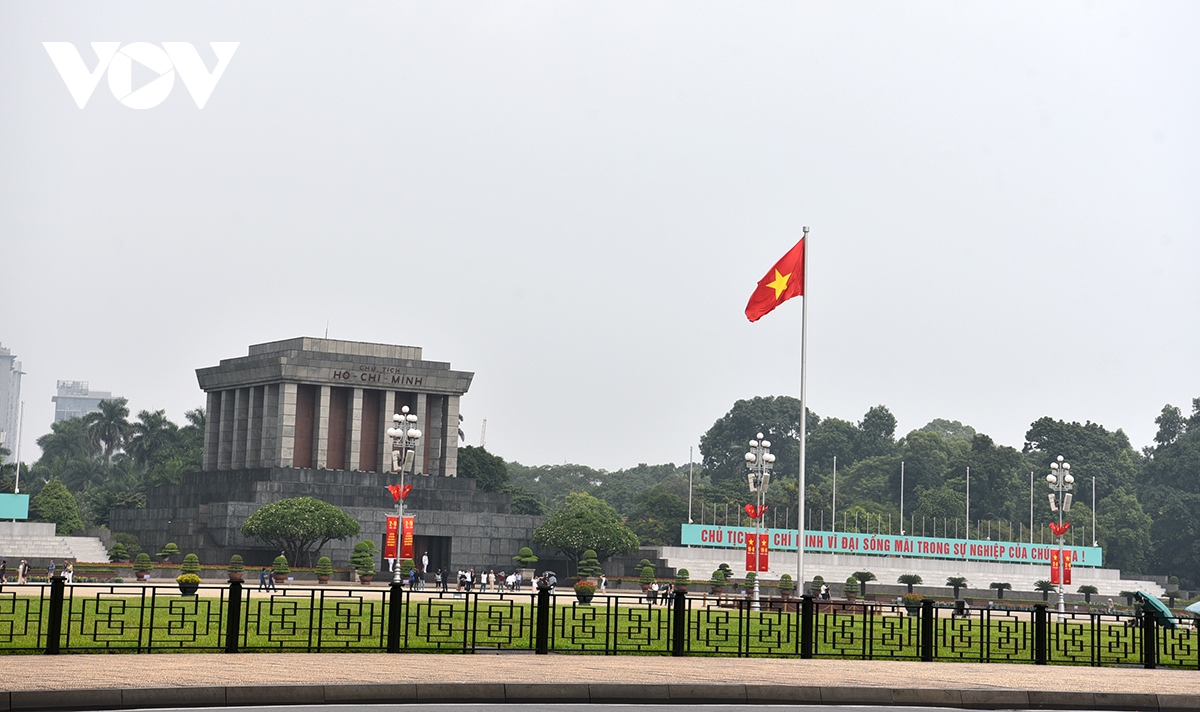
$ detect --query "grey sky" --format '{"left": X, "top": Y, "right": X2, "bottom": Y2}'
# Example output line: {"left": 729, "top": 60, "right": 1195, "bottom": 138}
{"left": 2, "top": 2, "right": 1196, "bottom": 471}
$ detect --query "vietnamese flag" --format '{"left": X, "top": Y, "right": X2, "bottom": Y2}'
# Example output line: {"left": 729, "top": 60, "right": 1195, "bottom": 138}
{"left": 745, "top": 238, "right": 805, "bottom": 322}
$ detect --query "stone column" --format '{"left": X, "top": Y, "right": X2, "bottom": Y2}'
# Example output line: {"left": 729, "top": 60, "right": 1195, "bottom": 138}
{"left": 232, "top": 388, "right": 249, "bottom": 470}
{"left": 348, "top": 388, "right": 364, "bottom": 471}
{"left": 218, "top": 390, "right": 235, "bottom": 470}
{"left": 380, "top": 390, "right": 395, "bottom": 473}
{"left": 414, "top": 393, "right": 428, "bottom": 475}
{"left": 315, "top": 385, "right": 331, "bottom": 469}
{"left": 261, "top": 384, "right": 279, "bottom": 468}
{"left": 277, "top": 383, "right": 298, "bottom": 468}
{"left": 203, "top": 390, "right": 221, "bottom": 471}
{"left": 443, "top": 395, "right": 461, "bottom": 477}
{"left": 247, "top": 386, "right": 264, "bottom": 469}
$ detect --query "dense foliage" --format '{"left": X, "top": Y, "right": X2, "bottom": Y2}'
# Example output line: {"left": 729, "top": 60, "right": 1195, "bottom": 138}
{"left": 240, "top": 497, "right": 360, "bottom": 566}
{"left": 532, "top": 492, "right": 639, "bottom": 569}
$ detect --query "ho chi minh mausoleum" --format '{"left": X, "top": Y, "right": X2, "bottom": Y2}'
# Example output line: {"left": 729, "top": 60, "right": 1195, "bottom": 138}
{"left": 110, "top": 337, "right": 550, "bottom": 572}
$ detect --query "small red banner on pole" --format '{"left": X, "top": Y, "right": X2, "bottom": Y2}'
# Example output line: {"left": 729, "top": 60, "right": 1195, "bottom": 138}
{"left": 384, "top": 516, "right": 399, "bottom": 559}
{"left": 400, "top": 516, "right": 415, "bottom": 561}
{"left": 1064, "top": 550, "right": 1072, "bottom": 585}
{"left": 758, "top": 533, "right": 769, "bottom": 572}
{"left": 746, "top": 534, "right": 758, "bottom": 572}
{"left": 1050, "top": 549, "right": 1061, "bottom": 585}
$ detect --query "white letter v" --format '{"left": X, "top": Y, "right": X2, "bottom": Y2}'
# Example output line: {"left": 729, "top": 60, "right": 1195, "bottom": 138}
{"left": 163, "top": 42, "right": 239, "bottom": 109}
{"left": 43, "top": 42, "right": 120, "bottom": 109}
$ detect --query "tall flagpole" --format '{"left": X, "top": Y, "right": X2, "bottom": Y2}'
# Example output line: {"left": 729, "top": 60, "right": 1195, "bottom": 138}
{"left": 796, "top": 226, "right": 809, "bottom": 590}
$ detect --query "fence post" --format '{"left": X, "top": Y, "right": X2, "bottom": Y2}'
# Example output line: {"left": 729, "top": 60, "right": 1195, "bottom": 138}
{"left": 44, "top": 576, "right": 65, "bottom": 655}
{"left": 671, "top": 590, "right": 687, "bottom": 657}
{"left": 386, "top": 583, "right": 404, "bottom": 653}
{"left": 1141, "top": 605, "right": 1158, "bottom": 669}
{"left": 534, "top": 585, "right": 551, "bottom": 655}
{"left": 224, "top": 579, "right": 242, "bottom": 654}
{"left": 800, "top": 594, "right": 814, "bottom": 659}
{"left": 1034, "top": 604, "right": 1047, "bottom": 665}
{"left": 920, "top": 599, "right": 934, "bottom": 662}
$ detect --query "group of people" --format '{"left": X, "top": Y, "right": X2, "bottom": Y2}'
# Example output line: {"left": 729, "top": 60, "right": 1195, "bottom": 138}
{"left": 0, "top": 559, "right": 72, "bottom": 584}
{"left": 646, "top": 579, "right": 673, "bottom": 604}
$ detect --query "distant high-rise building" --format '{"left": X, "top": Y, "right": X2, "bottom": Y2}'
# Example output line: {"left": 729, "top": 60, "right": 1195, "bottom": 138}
{"left": 0, "top": 343, "right": 23, "bottom": 464}
{"left": 52, "top": 381, "right": 114, "bottom": 423}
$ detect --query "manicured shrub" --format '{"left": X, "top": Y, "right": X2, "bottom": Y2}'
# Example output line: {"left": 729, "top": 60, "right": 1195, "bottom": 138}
{"left": 180, "top": 553, "right": 201, "bottom": 575}
{"left": 227, "top": 554, "right": 244, "bottom": 574}
{"left": 513, "top": 546, "right": 538, "bottom": 566}
{"left": 351, "top": 541, "right": 377, "bottom": 576}
{"left": 577, "top": 549, "right": 602, "bottom": 578}
{"left": 779, "top": 573, "right": 795, "bottom": 591}
{"left": 315, "top": 557, "right": 333, "bottom": 576}
{"left": 134, "top": 552, "right": 152, "bottom": 569}
{"left": 157, "top": 542, "right": 180, "bottom": 562}
{"left": 108, "top": 542, "right": 129, "bottom": 562}
{"left": 844, "top": 576, "right": 860, "bottom": 595}
{"left": 711, "top": 570, "right": 726, "bottom": 586}
{"left": 273, "top": 555, "right": 290, "bottom": 576}
{"left": 675, "top": 568, "right": 690, "bottom": 586}
{"left": 639, "top": 566, "right": 654, "bottom": 585}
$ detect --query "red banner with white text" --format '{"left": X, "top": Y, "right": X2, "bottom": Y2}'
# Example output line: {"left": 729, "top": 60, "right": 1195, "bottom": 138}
{"left": 400, "top": 516, "right": 415, "bottom": 561}
{"left": 1050, "top": 549, "right": 1061, "bottom": 585}
{"left": 1063, "top": 550, "right": 1072, "bottom": 585}
{"left": 384, "top": 516, "right": 399, "bottom": 559}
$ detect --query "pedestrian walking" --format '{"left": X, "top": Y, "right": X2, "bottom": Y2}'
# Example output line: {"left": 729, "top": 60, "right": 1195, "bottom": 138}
{"left": 0, "top": 560, "right": 7, "bottom": 584}
{"left": 649, "top": 581, "right": 659, "bottom": 605}
{"left": 47, "top": 560, "right": 56, "bottom": 579}
{"left": 599, "top": 574, "right": 606, "bottom": 593}
{"left": 17, "top": 560, "right": 28, "bottom": 585}
{"left": 258, "top": 566, "right": 276, "bottom": 591}
{"left": 64, "top": 562, "right": 73, "bottom": 583}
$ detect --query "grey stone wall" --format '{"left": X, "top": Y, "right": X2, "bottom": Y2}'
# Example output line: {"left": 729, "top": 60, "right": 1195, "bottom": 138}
{"left": 109, "top": 467, "right": 550, "bottom": 571}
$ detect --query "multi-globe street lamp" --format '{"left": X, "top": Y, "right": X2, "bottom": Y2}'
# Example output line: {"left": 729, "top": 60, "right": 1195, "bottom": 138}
{"left": 745, "top": 432, "right": 775, "bottom": 611}
{"left": 386, "top": 406, "right": 422, "bottom": 585}
{"left": 1046, "top": 455, "right": 1074, "bottom": 619}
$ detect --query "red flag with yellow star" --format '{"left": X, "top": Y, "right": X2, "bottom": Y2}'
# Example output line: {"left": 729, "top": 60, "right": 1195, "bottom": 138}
{"left": 745, "top": 238, "right": 805, "bottom": 322}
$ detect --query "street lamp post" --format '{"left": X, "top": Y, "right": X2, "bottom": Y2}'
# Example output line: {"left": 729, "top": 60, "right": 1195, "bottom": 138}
{"left": 745, "top": 432, "right": 775, "bottom": 611}
{"left": 1046, "top": 455, "right": 1074, "bottom": 620}
{"left": 387, "top": 406, "right": 422, "bottom": 585}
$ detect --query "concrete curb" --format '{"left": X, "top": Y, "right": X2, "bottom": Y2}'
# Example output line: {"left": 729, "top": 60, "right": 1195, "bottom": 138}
{"left": 0, "top": 682, "right": 1193, "bottom": 710}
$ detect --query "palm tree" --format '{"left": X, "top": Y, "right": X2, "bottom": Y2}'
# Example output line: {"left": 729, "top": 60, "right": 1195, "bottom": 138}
{"left": 989, "top": 582, "right": 1012, "bottom": 599}
{"left": 36, "top": 418, "right": 100, "bottom": 462}
{"left": 854, "top": 571, "right": 877, "bottom": 597}
{"left": 946, "top": 576, "right": 968, "bottom": 599}
{"left": 1035, "top": 579, "right": 1055, "bottom": 601}
{"left": 1077, "top": 585, "right": 1098, "bottom": 604}
{"left": 897, "top": 574, "right": 923, "bottom": 594}
{"left": 125, "top": 410, "right": 178, "bottom": 468}
{"left": 84, "top": 398, "right": 131, "bottom": 464}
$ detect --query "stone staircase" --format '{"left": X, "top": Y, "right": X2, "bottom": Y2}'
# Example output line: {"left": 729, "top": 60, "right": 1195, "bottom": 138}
{"left": 0, "top": 522, "right": 111, "bottom": 565}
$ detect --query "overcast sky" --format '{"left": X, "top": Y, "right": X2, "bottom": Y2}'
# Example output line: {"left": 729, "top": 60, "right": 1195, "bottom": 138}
{"left": 2, "top": 2, "right": 1196, "bottom": 471}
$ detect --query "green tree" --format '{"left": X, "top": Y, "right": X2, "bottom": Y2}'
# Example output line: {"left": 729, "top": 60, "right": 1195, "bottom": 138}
{"left": 700, "top": 396, "right": 808, "bottom": 487}
{"left": 31, "top": 480, "right": 84, "bottom": 535}
{"left": 1154, "top": 405, "right": 1186, "bottom": 446}
{"left": 946, "top": 576, "right": 968, "bottom": 598}
{"left": 532, "top": 492, "right": 639, "bottom": 570}
{"left": 1078, "top": 584, "right": 1098, "bottom": 603}
{"left": 36, "top": 417, "right": 99, "bottom": 462}
{"left": 989, "top": 581, "right": 1011, "bottom": 599}
{"left": 457, "top": 445, "right": 509, "bottom": 492}
{"left": 1096, "top": 488, "right": 1153, "bottom": 574}
{"left": 351, "top": 541, "right": 377, "bottom": 576}
{"left": 1034, "top": 579, "right": 1055, "bottom": 601}
{"left": 507, "top": 487, "right": 545, "bottom": 515}
{"left": 854, "top": 570, "right": 876, "bottom": 596}
{"left": 125, "top": 410, "right": 179, "bottom": 468}
{"left": 897, "top": 574, "right": 923, "bottom": 593}
{"left": 240, "top": 497, "right": 361, "bottom": 566}
{"left": 920, "top": 419, "right": 977, "bottom": 443}
{"left": 84, "top": 398, "right": 131, "bottom": 464}
{"left": 627, "top": 483, "right": 687, "bottom": 546}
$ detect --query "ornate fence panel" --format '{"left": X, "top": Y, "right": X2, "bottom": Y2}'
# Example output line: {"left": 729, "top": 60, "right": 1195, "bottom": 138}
{"left": 935, "top": 606, "right": 1032, "bottom": 664}
{"left": 0, "top": 584, "right": 48, "bottom": 652}
{"left": 3, "top": 580, "right": 1198, "bottom": 669}
{"left": 241, "top": 587, "right": 386, "bottom": 652}
{"left": 813, "top": 601, "right": 920, "bottom": 661}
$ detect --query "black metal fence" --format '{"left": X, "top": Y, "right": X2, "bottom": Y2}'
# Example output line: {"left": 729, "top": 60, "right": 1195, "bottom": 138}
{"left": 0, "top": 577, "right": 1196, "bottom": 670}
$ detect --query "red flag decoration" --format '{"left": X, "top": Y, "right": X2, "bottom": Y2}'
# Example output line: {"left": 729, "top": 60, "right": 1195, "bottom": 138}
{"left": 1048, "top": 521, "right": 1071, "bottom": 537}
{"left": 386, "top": 484, "right": 414, "bottom": 502}
{"left": 742, "top": 504, "right": 769, "bottom": 520}
{"left": 745, "top": 238, "right": 805, "bottom": 322}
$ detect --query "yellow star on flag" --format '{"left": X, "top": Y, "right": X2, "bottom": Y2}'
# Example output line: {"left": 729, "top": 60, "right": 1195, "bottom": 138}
{"left": 766, "top": 269, "right": 791, "bottom": 300}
